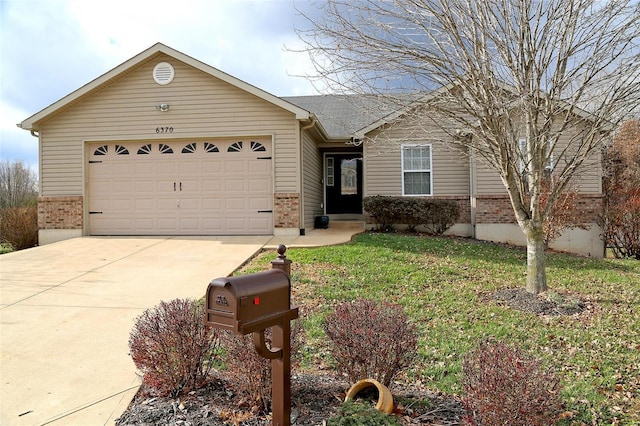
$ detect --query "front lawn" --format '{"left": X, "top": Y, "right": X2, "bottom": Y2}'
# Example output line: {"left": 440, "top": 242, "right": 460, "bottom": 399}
{"left": 239, "top": 233, "right": 640, "bottom": 425}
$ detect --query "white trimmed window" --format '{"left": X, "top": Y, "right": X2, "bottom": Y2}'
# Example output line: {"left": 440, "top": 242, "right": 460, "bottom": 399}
{"left": 402, "top": 144, "right": 432, "bottom": 196}
{"left": 519, "top": 138, "right": 553, "bottom": 174}
{"left": 519, "top": 138, "right": 526, "bottom": 172}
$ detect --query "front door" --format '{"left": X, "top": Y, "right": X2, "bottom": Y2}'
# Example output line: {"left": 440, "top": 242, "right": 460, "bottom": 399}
{"left": 325, "top": 153, "right": 363, "bottom": 214}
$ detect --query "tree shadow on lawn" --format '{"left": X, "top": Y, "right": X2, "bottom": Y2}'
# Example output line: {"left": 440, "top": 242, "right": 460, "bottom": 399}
{"left": 356, "top": 231, "right": 637, "bottom": 276}
{"left": 355, "top": 232, "right": 526, "bottom": 267}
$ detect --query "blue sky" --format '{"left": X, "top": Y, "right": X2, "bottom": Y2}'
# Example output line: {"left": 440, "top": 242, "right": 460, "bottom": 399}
{"left": 0, "top": 0, "right": 321, "bottom": 173}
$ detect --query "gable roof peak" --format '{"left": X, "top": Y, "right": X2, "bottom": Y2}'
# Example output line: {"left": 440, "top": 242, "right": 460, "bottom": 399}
{"left": 19, "top": 42, "right": 311, "bottom": 130}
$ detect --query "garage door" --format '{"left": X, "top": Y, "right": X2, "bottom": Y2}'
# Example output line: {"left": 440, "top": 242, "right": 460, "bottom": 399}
{"left": 88, "top": 139, "right": 273, "bottom": 235}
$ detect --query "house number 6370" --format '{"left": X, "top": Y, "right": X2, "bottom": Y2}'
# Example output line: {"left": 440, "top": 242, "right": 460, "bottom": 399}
{"left": 156, "top": 127, "right": 174, "bottom": 133}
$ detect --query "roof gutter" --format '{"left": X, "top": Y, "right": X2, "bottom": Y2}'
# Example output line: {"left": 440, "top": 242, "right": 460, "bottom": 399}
{"left": 16, "top": 122, "right": 39, "bottom": 137}
{"left": 301, "top": 115, "right": 317, "bottom": 132}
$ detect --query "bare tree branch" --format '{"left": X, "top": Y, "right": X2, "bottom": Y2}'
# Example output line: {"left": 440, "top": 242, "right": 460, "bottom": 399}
{"left": 296, "top": 0, "right": 640, "bottom": 293}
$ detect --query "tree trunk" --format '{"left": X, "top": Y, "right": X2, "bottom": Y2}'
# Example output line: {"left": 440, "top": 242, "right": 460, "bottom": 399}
{"left": 525, "top": 223, "right": 547, "bottom": 294}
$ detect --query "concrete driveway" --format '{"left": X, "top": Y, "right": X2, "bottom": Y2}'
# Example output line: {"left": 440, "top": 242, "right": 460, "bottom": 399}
{"left": 0, "top": 236, "right": 271, "bottom": 425}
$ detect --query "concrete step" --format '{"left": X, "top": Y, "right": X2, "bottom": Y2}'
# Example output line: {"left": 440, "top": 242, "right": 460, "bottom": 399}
{"left": 328, "top": 220, "right": 366, "bottom": 231}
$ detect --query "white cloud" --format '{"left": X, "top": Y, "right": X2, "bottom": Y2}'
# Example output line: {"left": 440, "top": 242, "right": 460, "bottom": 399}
{"left": 0, "top": 101, "right": 39, "bottom": 172}
{"left": 0, "top": 0, "right": 320, "bottom": 169}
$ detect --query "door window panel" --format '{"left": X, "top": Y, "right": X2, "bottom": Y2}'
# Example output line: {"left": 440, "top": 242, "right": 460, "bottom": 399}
{"left": 341, "top": 159, "right": 358, "bottom": 195}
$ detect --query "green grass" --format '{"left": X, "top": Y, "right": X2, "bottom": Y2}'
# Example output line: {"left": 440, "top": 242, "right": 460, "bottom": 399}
{"left": 237, "top": 233, "right": 640, "bottom": 424}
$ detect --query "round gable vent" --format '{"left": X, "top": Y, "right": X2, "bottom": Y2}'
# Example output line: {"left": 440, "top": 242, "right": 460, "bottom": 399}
{"left": 153, "top": 62, "right": 175, "bottom": 85}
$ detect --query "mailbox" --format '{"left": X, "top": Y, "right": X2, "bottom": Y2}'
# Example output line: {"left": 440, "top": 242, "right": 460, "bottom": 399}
{"left": 204, "top": 244, "right": 298, "bottom": 426}
{"left": 205, "top": 268, "right": 292, "bottom": 335}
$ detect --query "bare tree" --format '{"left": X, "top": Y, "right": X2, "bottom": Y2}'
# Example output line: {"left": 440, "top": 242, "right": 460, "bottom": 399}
{"left": 0, "top": 160, "right": 38, "bottom": 210}
{"left": 0, "top": 161, "right": 38, "bottom": 250}
{"left": 296, "top": 0, "right": 640, "bottom": 293}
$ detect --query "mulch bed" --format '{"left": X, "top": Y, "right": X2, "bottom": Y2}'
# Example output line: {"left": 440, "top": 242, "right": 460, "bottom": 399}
{"left": 115, "top": 373, "right": 465, "bottom": 425}
{"left": 494, "top": 287, "right": 586, "bottom": 316}
{"left": 116, "top": 288, "right": 587, "bottom": 425}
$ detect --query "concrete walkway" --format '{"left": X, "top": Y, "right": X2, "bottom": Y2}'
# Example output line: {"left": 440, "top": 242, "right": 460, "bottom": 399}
{"left": 0, "top": 228, "right": 360, "bottom": 425}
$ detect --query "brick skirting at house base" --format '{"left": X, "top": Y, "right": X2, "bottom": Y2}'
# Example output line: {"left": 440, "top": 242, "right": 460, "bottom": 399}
{"left": 38, "top": 196, "right": 83, "bottom": 229}
{"left": 439, "top": 196, "right": 471, "bottom": 223}
{"left": 475, "top": 196, "right": 518, "bottom": 224}
{"left": 37, "top": 196, "right": 84, "bottom": 245}
{"left": 36, "top": 194, "right": 305, "bottom": 242}
{"left": 475, "top": 194, "right": 603, "bottom": 224}
{"left": 274, "top": 193, "right": 300, "bottom": 232}
{"left": 475, "top": 194, "right": 605, "bottom": 257}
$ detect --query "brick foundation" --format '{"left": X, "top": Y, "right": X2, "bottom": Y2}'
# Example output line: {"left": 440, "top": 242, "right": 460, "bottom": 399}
{"left": 574, "top": 194, "right": 603, "bottom": 223}
{"left": 274, "top": 193, "right": 300, "bottom": 229}
{"left": 475, "top": 194, "right": 603, "bottom": 224}
{"left": 434, "top": 196, "right": 471, "bottom": 223}
{"left": 476, "top": 196, "right": 518, "bottom": 224}
{"left": 38, "top": 196, "right": 83, "bottom": 230}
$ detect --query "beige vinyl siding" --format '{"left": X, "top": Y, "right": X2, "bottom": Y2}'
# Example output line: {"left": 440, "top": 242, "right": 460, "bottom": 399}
{"left": 554, "top": 127, "right": 602, "bottom": 194}
{"left": 364, "top": 128, "right": 402, "bottom": 196}
{"left": 364, "top": 122, "right": 470, "bottom": 197}
{"left": 433, "top": 145, "right": 470, "bottom": 196}
{"left": 576, "top": 149, "right": 601, "bottom": 194}
{"left": 475, "top": 126, "right": 603, "bottom": 196}
{"left": 37, "top": 53, "right": 299, "bottom": 197}
{"left": 475, "top": 160, "right": 506, "bottom": 195}
{"left": 301, "top": 130, "right": 323, "bottom": 229}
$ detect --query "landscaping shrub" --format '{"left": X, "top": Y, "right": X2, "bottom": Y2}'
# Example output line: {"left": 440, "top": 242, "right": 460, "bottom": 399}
{"left": 128, "top": 298, "right": 220, "bottom": 397}
{"left": 220, "top": 331, "right": 272, "bottom": 413}
{"left": 401, "top": 197, "right": 424, "bottom": 232}
{"left": 362, "top": 196, "right": 403, "bottom": 231}
{"left": 600, "top": 119, "right": 640, "bottom": 259}
{"left": 220, "top": 319, "right": 304, "bottom": 414}
{"left": 462, "top": 339, "right": 562, "bottom": 426}
{"left": 0, "top": 205, "right": 38, "bottom": 250}
{"left": 420, "top": 199, "right": 460, "bottom": 236}
{"left": 324, "top": 299, "right": 417, "bottom": 387}
{"left": 0, "top": 160, "right": 38, "bottom": 251}
{"left": 538, "top": 177, "right": 588, "bottom": 247}
{"left": 363, "top": 196, "right": 459, "bottom": 235}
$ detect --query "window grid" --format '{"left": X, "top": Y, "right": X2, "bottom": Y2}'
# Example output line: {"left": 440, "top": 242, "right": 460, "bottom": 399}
{"left": 326, "top": 158, "right": 335, "bottom": 187}
{"left": 401, "top": 144, "right": 432, "bottom": 196}
{"left": 228, "top": 141, "right": 243, "bottom": 152}
{"left": 519, "top": 138, "right": 554, "bottom": 174}
{"left": 182, "top": 143, "right": 197, "bottom": 153}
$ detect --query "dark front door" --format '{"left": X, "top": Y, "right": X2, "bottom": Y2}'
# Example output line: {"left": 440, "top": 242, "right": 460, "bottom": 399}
{"left": 325, "top": 153, "right": 363, "bottom": 214}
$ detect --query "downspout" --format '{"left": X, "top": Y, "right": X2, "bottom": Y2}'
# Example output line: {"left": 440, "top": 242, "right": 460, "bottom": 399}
{"left": 299, "top": 117, "right": 317, "bottom": 235}
{"left": 469, "top": 146, "right": 477, "bottom": 238}
{"left": 26, "top": 128, "right": 42, "bottom": 195}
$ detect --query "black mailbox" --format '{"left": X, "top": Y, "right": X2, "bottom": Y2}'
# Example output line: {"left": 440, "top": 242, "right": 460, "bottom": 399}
{"left": 205, "top": 268, "right": 292, "bottom": 335}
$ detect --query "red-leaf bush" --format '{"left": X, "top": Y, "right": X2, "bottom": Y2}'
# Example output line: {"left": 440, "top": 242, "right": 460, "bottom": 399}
{"left": 537, "top": 177, "right": 588, "bottom": 247}
{"left": 128, "top": 298, "right": 220, "bottom": 397}
{"left": 600, "top": 119, "right": 640, "bottom": 259}
{"left": 324, "top": 299, "right": 417, "bottom": 386}
{"left": 220, "top": 319, "right": 304, "bottom": 414}
{"left": 462, "top": 339, "right": 562, "bottom": 426}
